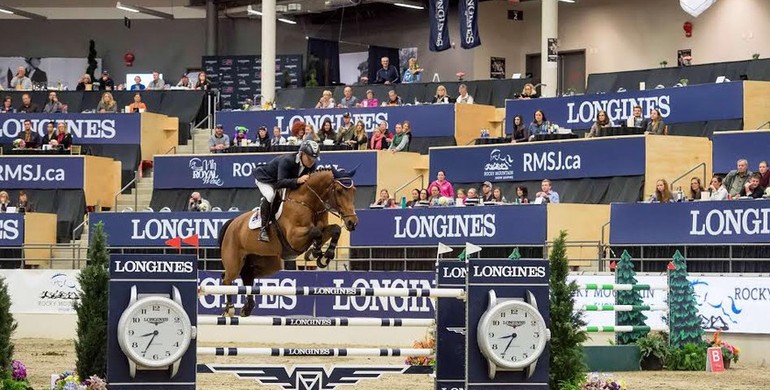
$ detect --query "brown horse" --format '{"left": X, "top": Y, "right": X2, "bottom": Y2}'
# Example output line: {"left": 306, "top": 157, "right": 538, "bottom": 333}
{"left": 217, "top": 168, "right": 358, "bottom": 317}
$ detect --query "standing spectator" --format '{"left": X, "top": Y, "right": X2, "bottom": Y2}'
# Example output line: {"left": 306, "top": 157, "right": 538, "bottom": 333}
{"left": 97, "top": 92, "right": 118, "bottom": 113}
{"left": 17, "top": 94, "right": 40, "bottom": 113}
{"left": 271, "top": 126, "right": 286, "bottom": 146}
{"left": 315, "top": 90, "right": 335, "bottom": 109}
{"left": 388, "top": 123, "right": 410, "bottom": 153}
{"left": 456, "top": 84, "right": 474, "bottom": 104}
{"left": 647, "top": 109, "right": 667, "bottom": 135}
{"left": 374, "top": 189, "right": 395, "bottom": 207}
{"left": 17, "top": 120, "right": 40, "bottom": 148}
{"left": 176, "top": 74, "right": 193, "bottom": 89}
{"left": 336, "top": 112, "right": 355, "bottom": 145}
{"left": 56, "top": 121, "right": 73, "bottom": 150}
{"left": 318, "top": 119, "right": 336, "bottom": 143}
{"left": 374, "top": 57, "right": 399, "bottom": 84}
{"left": 723, "top": 159, "right": 752, "bottom": 197}
{"left": 254, "top": 126, "right": 270, "bottom": 147}
{"left": 128, "top": 93, "right": 147, "bottom": 112}
{"left": 588, "top": 110, "right": 613, "bottom": 138}
{"left": 349, "top": 121, "right": 369, "bottom": 150}
{"left": 758, "top": 161, "right": 770, "bottom": 188}
{"left": 519, "top": 83, "right": 539, "bottom": 99}
{"left": 187, "top": 192, "right": 211, "bottom": 211}
{"left": 651, "top": 179, "right": 673, "bottom": 203}
{"left": 10, "top": 67, "right": 32, "bottom": 90}
{"left": 337, "top": 87, "right": 359, "bottom": 108}
{"left": 510, "top": 115, "right": 528, "bottom": 143}
{"left": 528, "top": 110, "right": 550, "bottom": 136}
{"left": 0, "top": 191, "right": 10, "bottom": 212}
{"left": 358, "top": 90, "right": 379, "bottom": 107}
{"left": 402, "top": 57, "right": 423, "bottom": 83}
{"left": 41, "top": 121, "right": 57, "bottom": 145}
{"left": 492, "top": 187, "right": 507, "bottom": 203}
{"left": 99, "top": 71, "right": 115, "bottom": 90}
{"left": 384, "top": 90, "right": 403, "bottom": 106}
{"left": 369, "top": 121, "right": 391, "bottom": 150}
{"left": 739, "top": 173, "right": 766, "bottom": 199}
{"left": 0, "top": 96, "right": 14, "bottom": 113}
{"left": 406, "top": 188, "right": 420, "bottom": 207}
{"left": 480, "top": 181, "right": 494, "bottom": 202}
{"left": 709, "top": 175, "right": 728, "bottom": 201}
{"left": 130, "top": 76, "right": 146, "bottom": 91}
{"left": 625, "top": 105, "right": 649, "bottom": 129}
{"left": 17, "top": 191, "right": 34, "bottom": 213}
{"left": 195, "top": 72, "right": 211, "bottom": 90}
{"left": 43, "top": 91, "right": 65, "bottom": 113}
{"left": 147, "top": 71, "right": 165, "bottom": 90}
{"left": 76, "top": 74, "right": 92, "bottom": 91}
{"left": 535, "top": 179, "right": 560, "bottom": 203}
{"left": 688, "top": 177, "right": 706, "bottom": 201}
{"left": 209, "top": 124, "right": 230, "bottom": 153}
{"left": 428, "top": 170, "right": 455, "bottom": 198}
{"left": 432, "top": 85, "right": 452, "bottom": 104}
{"left": 515, "top": 186, "right": 529, "bottom": 204}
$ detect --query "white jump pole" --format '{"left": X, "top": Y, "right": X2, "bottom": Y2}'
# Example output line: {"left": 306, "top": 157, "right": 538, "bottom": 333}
{"left": 199, "top": 285, "right": 466, "bottom": 299}
{"left": 197, "top": 347, "right": 433, "bottom": 357}
{"left": 198, "top": 316, "right": 435, "bottom": 327}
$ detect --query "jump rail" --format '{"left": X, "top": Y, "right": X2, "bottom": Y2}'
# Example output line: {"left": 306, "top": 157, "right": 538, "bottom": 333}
{"left": 581, "top": 304, "right": 669, "bottom": 312}
{"left": 197, "top": 347, "right": 433, "bottom": 357}
{"left": 198, "top": 316, "right": 435, "bottom": 327}
{"left": 578, "top": 283, "right": 669, "bottom": 291}
{"left": 581, "top": 325, "right": 670, "bottom": 333}
{"left": 199, "top": 285, "right": 466, "bottom": 299}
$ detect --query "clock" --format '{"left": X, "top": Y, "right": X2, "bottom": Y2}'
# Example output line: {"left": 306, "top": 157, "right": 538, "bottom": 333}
{"left": 477, "top": 289, "right": 550, "bottom": 379}
{"left": 117, "top": 286, "right": 195, "bottom": 378}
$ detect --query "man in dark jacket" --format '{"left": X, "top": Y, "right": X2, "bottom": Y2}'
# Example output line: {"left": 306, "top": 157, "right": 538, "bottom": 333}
{"left": 253, "top": 139, "right": 320, "bottom": 242}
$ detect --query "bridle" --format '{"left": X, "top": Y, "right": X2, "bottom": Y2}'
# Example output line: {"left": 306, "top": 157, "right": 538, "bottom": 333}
{"left": 287, "top": 175, "right": 357, "bottom": 220}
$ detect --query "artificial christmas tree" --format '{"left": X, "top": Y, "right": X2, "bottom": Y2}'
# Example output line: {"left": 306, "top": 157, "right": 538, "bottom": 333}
{"left": 0, "top": 277, "right": 16, "bottom": 376}
{"left": 615, "top": 250, "right": 648, "bottom": 345}
{"left": 668, "top": 250, "right": 704, "bottom": 348}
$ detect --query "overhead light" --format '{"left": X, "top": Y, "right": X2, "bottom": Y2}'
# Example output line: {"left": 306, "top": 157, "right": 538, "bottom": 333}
{"left": 278, "top": 17, "right": 297, "bottom": 25}
{"left": 276, "top": 4, "right": 288, "bottom": 12}
{"left": 394, "top": 2, "right": 425, "bottom": 9}
{"left": 0, "top": 8, "right": 13, "bottom": 15}
{"left": 0, "top": 5, "right": 47, "bottom": 19}
{"left": 247, "top": 5, "right": 262, "bottom": 16}
{"left": 559, "top": 0, "right": 576, "bottom": 3}
{"left": 115, "top": 2, "right": 174, "bottom": 19}
{"left": 287, "top": 3, "right": 302, "bottom": 11}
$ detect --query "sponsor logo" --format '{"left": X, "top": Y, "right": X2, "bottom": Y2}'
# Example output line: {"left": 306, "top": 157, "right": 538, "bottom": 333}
{"left": 198, "top": 276, "right": 298, "bottom": 311}
{"left": 0, "top": 164, "right": 65, "bottom": 183}
{"left": 689, "top": 208, "right": 770, "bottom": 236}
{"left": 38, "top": 272, "right": 79, "bottom": 310}
{"left": 201, "top": 364, "right": 407, "bottom": 390}
{"left": 130, "top": 217, "right": 231, "bottom": 241}
{"left": 0, "top": 118, "right": 119, "bottom": 140}
{"left": 484, "top": 149, "right": 514, "bottom": 180}
{"left": 463, "top": 0, "right": 476, "bottom": 45}
{"left": 434, "top": 0, "right": 447, "bottom": 48}
{"left": 447, "top": 327, "right": 466, "bottom": 336}
{"left": 394, "top": 214, "right": 496, "bottom": 239}
{"left": 471, "top": 265, "right": 547, "bottom": 278}
{"left": 566, "top": 95, "right": 671, "bottom": 125}
{"left": 0, "top": 219, "right": 20, "bottom": 241}
{"left": 331, "top": 278, "right": 434, "bottom": 314}
{"left": 189, "top": 158, "right": 223, "bottom": 186}
{"left": 113, "top": 260, "right": 195, "bottom": 274}
{"left": 145, "top": 317, "right": 169, "bottom": 326}
{"left": 522, "top": 151, "right": 581, "bottom": 172}
{"left": 275, "top": 112, "right": 387, "bottom": 136}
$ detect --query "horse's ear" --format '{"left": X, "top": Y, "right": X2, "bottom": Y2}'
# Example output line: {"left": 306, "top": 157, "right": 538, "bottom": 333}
{"left": 347, "top": 164, "right": 360, "bottom": 178}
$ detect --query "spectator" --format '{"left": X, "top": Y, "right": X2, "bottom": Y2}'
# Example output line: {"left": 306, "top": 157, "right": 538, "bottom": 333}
{"left": 432, "top": 85, "right": 452, "bottom": 104}
{"left": 147, "top": 71, "right": 165, "bottom": 90}
{"left": 17, "top": 191, "right": 34, "bottom": 213}
{"left": 43, "top": 91, "right": 65, "bottom": 113}
{"left": 510, "top": 115, "right": 528, "bottom": 143}
{"left": 406, "top": 188, "right": 420, "bottom": 208}
{"left": 41, "top": 121, "right": 57, "bottom": 145}
{"left": 97, "top": 92, "right": 118, "bottom": 113}
{"left": 417, "top": 188, "right": 430, "bottom": 205}
{"left": 358, "top": 90, "right": 379, "bottom": 107}
{"left": 429, "top": 186, "right": 442, "bottom": 206}
{"left": 76, "top": 74, "right": 92, "bottom": 91}
{"left": 709, "top": 175, "right": 728, "bottom": 201}
{"left": 290, "top": 121, "right": 306, "bottom": 139}
{"left": 456, "top": 84, "right": 474, "bottom": 104}
{"left": 739, "top": 173, "right": 766, "bottom": 199}
{"left": 99, "top": 71, "right": 115, "bottom": 90}
{"left": 588, "top": 110, "right": 613, "bottom": 138}
{"left": 515, "top": 186, "right": 529, "bottom": 204}
{"left": 402, "top": 57, "right": 423, "bottom": 83}
{"left": 17, "top": 94, "right": 40, "bottom": 113}
{"left": 338, "top": 87, "right": 358, "bottom": 108}
{"left": 375, "top": 189, "right": 395, "bottom": 207}
{"left": 315, "top": 90, "right": 335, "bottom": 109}
{"left": 128, "top": 93, "right": 147, "bottom": 112}
{"left": 535, "top": 179, "right": 560, "bottom": 203}
{"left": 318, "top": 119, "right": 336, "bottom": 143}
{"left": 481, "top": 181, "right": 494, "bottom": 202}
{"left": 374, "top": 56, "right": 399, "bottom": 84}
{"left": 758, "top": 161, "right": 770, "bottom": 188}
{"left": 130, "top": 76, "right": 146, "bottom": 91}
{"left": 17, "top": 120, "right": 40, "bottom": 148}
{"left": 723, "top": 159, "right": 752, "bottom": 197}
{"left": 254, "top": 126, "right": 270, "bottom": 147}
{"left": 651, "top": 179, "right": 673, "bottom": 203}
{"left": 492, "top": 187, "right": 507, "bottom": 203}
{"left": 519, "top": 83, "right": 538, "bottom": 99}
{"left": 187, "top": 192, "right": 211, "bottom": 211}
{"left": 456, "top": 188, "right": 466, "bottom": 205}
{"left": 384, "top": 90, "right": 403, "bottom": 106}
{"left": 0, "top": 191, "right": 10, "bottom": 212}
{"left": 350, "top": 121, "right": 369, "bottom": 150}
{"left": 0, "top": 96, "right": 14, "bottom": 113}
{"left": 388, "top": 123, "right": 410, "bottom": 153}
{"left": 689, "top": 177, "right": 706, "bottom": 201}
{"left": 466, "top": 187, "right": 479, "bottom": 203}
{"left": 195, "top": 72, "right": 211, "bottom": 90}
{"left": 428, "top": 170, "right": 455, "bottom": 198}
{"left": 209, "top": 124, "right": 230, "bottom": 153}
{"left": 55, "top": 121, "right": 73, "bottom": 150}
{"left": 336, "top": 112, "right": 355, "bottom": 145}
{"left": 528, "top": 110, "right": 550, "bottom": 136}
{"left": 369, "top": 121, "right": 391, "bottom": 150}
{"left": 625, "top": 105, "right": 649, "bottom": 129}
{"left": 271, "top": 126, "right": 286, "bottom": 146}
{"left": 303, "top": 123, "right": 320, "bottom": 142}
{"left": 10, "top": 67, "right": 32, "bottom": 90}
{"left": 176, "top": 74, "right": 193, "bottom": 89}
{"left": 647, "top": 108, "right": 667, "bottom": 135}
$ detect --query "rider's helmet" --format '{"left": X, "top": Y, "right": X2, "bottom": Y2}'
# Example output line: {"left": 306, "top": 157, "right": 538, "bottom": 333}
{"left": 299, "top": 139, "right": 320, "bottom": 162}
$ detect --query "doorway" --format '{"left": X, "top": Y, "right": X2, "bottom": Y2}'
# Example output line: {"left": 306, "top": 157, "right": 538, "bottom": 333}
{"left": 525, "top": 49, "right": 586, "bottom": 95}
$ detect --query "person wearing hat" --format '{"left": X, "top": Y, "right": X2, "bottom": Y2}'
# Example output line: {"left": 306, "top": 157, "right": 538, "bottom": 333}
{"left": 481, "top": 181, "right": 495, "bottom": 203}
{"left": 209, "top": 124, "right": 230, "bottom": 153}
{"left": 335, "top": 112, "right": 355, "bottom": 145}
{"left": 358, "top": 89, "right": 379, "bottom": 107}
{"left": 99, "top": 71, "right": 115, "bottom": 90}
{"left": 254, "top": 126, "right": 271, "bottom": 147}
{"left": 337, "top": 86, "right": 358, "bottom": 108}
{"left": 253, "top": 138, "right": 320, "bottom": 242}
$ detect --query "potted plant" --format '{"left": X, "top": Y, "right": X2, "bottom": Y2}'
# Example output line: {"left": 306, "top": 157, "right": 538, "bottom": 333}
{"left": 659, "top": 60, "right": 668, "bottom": 68}
{"left": 635, "top": 332, "right": 668, "bottom": 370}
{"left": 708, "top": 330, "right": 740, "bottom": 368}
{"left": 752, "top": 53, "right": 760, "bottom": 60}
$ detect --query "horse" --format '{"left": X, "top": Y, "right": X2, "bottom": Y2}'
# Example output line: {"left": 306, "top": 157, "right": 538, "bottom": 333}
{"left": 217, "top": 168, "right": 359, "bottom": 317}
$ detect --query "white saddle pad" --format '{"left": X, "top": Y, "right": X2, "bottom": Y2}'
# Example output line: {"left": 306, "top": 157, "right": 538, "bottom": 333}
{"left": 248, "top": 203, "right": 285, "bottom": 230}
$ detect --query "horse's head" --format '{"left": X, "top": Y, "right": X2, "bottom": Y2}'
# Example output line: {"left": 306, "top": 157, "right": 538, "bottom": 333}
{"left": 306, "top": 168, "right": 358, "bottom": 231}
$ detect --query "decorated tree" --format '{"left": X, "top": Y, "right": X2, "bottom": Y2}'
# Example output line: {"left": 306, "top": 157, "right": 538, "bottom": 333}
{"left": 0, "top": 276, "right": 16, "bottom": 376}
{"left": 74, "top": 222, "right": 109, "bottom": 378}
{"left": 668, "top": 250, "right": 704, "bottom": 348}
{"left": 507, "top": 247, "right": 521, "bottom": 260}
{"left": 549, "top": 231, "right": 587, "bottom": 388}
{"left": 615, "top": 250, "right": 648, "bottom": 345}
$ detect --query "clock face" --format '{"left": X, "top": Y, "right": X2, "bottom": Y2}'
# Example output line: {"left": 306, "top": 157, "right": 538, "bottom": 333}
{"left": 478, "top": 301, "right": 547, "bottom": 369}
{"left": 118, "top": 296, "right": 192, "bottom": 368}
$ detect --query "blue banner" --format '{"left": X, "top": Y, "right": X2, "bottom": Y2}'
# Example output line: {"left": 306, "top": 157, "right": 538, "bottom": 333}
{"left": 217, "top": 104, "right": 455, "bottom": 139}
{"left": 0, "top": 214, "right": 23, "bottom": 247}
{"left": 0, "top": 113, "right": 140, "bottom": 144}
{"left": 458, "top": 0, "right": 480, "bottom": 49}
{"left": 350, "top": 205, "right": 547, "bottom": 246}
{"left": 506, "top": 82, "right": 744, "bottom": 130}
{"left": 712, "top": 131, "right": 770, "bottom": 174}
{"left": 152, "top": 151, "right": 378, "bottom": 189}
{"left": 429, "top": 0, "right": 450, "bottom": 52}
{"left": 0, "top": 157, "right": 84, "bottom": 189}
{"left": 611, "top": 201, "right": 770, "bottom": 244}
{"left": 429, "top": 137, "right": 645, "bottom": 183}
{"left": 89, "top": 212, "right": 240, "bottom": 247}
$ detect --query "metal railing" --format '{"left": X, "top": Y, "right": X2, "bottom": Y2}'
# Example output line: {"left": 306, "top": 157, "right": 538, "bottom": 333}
{"left": 113, "top": 170, "right": 139, "bottom": 212}
{"left": 393, "top": 174, "right": 424, "bottom": 200}
{"left": 669, "top": 162, "right": 707, "bottom": 193}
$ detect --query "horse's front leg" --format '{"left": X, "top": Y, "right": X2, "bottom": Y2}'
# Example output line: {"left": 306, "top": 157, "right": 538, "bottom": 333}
{"left": 302, "top": 226, "right": 324, "bottom": 265}
{"left": 318, "top": 224, "right": 342, "bottom": 268}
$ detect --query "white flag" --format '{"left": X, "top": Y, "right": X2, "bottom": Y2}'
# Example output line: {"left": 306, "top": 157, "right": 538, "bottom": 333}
{"left": 437, "top": 242, "right": 453, "bottom": 255}
{"left": 465, "top": 242, "right": 482, "bottom": 256}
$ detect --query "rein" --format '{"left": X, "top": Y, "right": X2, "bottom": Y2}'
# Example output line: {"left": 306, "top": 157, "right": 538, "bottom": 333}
{"left": 286, "top": 176, "right": 356, "bottom": 220}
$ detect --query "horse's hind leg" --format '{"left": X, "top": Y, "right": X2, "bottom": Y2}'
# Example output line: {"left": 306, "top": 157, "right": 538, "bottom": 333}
{"left": 221, "top": 247, "right": 243, "bottom": 318}
{"left": 240, "top": 255, "right": 257, "bottom": 317}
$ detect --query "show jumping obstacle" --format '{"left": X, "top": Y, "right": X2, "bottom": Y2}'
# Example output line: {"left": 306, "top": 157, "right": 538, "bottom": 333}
{"left": 197, "top": 347, "right": 434, "bottom": 357}
{"left": 578, "top": 282, "right": 670, "bottom": 333}
{"left": 198, "top": 316, "right": 435, "bottom": 327}
{"left": 199, "top": 285, "right": 466, "bottom": 299}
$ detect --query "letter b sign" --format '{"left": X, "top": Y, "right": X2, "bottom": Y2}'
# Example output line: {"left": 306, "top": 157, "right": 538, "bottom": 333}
{"left": 706, "top": 347, "right": 724, "bottom": 372}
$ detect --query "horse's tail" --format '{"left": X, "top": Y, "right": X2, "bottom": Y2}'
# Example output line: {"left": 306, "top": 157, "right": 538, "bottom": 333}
{"left": 218, "top": 218, "right": 234, "bottom": 249}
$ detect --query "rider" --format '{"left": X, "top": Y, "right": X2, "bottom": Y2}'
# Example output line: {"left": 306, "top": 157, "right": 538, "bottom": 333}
{"left": 253, "top": 138, "right": 320, "bottom": 242}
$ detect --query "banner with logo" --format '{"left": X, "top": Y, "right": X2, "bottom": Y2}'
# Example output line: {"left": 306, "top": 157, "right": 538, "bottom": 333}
{"left": 350, "top": 205, "right": 547, "bottom": 246}
{"left": 610, "top": 201, "right": 770, "bottom": 245}
{"left": 505, "top": 82, "right": 743, "bottom": 130}
{"left": 217, "top": 104, "right": 455, "bottom": 139}
{"left": 0, "top": 270, "right": 80, "bottom": 314}
{"left": 89, "top": 212, "right": 240, "bottom": 247}
{"left": 152, "top": 151, "right": 378, "bottom": 189}
{"left": 0, "top": 156, "right": 84, "bottom": 189}
{"left": 430, "top": 137, "right": 645, "bottom": 183}
{"left": 0, "top": 113, "right": 140, "bottom": 145}
{"left": 0, "top": 214, "right": 23, "bottom": 247}
{"left": 429, "top": 0, "right": 450, "bottom": 52}
{"left": 458, "top": 0, "right": 481, "bottom": 49}
{"left": 712, "top": 131, "right": 770, "bottom": 174}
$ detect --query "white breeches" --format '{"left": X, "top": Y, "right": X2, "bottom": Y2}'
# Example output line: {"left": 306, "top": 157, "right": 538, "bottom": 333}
{"left": 256, "top": 180, "right": 276, "bottom": 203}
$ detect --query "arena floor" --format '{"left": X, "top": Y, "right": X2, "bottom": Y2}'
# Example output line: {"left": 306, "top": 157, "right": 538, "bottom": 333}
{"left": 16, "top": 338, "right": 770, "bottom": 389}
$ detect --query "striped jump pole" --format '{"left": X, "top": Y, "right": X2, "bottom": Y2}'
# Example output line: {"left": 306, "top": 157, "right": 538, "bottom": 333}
{"left": 197, "top": 347, "right": 433, "bottom": 357}
{"left": 581, "top": 325, "right": 670, "bottom": 333}
{"left": 199, "top": 285, "right": 466, "bottom": 299}
{"left": 581, "top": 304, "right": 668, "bottom": 312}
{"left": 578, "top": 283, "right": 668, "bottom": 291}
{"left": 198, "top": 316, "right": 435, "bottom": 327}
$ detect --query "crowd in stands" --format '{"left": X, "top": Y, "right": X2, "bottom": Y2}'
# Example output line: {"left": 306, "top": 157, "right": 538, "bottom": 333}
{"left": 650, "top": 159, "right": 770, "bottom": 202}
{"left": 0, "top": 191, "right": 34, "bottom": 213}
{"left": 10, "top": 118, "right": 72, "bottom": 150}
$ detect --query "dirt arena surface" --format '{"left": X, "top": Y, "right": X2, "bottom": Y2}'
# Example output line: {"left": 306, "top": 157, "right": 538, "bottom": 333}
{"left": 15, "top": 338, "right": 770, "bottom": 389}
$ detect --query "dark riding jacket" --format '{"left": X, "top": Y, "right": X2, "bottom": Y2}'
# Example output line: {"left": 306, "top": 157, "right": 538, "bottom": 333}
{"left": 254, "top": 153, "right": 317, "bottom": 190}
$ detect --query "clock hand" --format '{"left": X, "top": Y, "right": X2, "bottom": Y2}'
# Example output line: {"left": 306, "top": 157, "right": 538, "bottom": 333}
{"left": 143, "top": 330, "right": 159, "bottom": 353}
{"left": 502, "top": 333, "right": 517, "bottom": 355}
{"left": 499, "top": 333, "right": 518, "bottom": 339}
{"left": 139, "top": 331, "right": 155, "bottom": 337}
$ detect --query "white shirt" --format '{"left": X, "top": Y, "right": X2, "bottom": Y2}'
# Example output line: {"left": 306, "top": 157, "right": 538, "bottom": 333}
{"left": 456, "top": 94, "right": 474, "bottom": 104}
{"left": 710, "top": 186, "right": 728, "bottom": 201}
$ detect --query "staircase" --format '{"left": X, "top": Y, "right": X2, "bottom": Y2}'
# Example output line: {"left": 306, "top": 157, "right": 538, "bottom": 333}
{"left": 176, "top": 129, "right": 211, "bottom": 155}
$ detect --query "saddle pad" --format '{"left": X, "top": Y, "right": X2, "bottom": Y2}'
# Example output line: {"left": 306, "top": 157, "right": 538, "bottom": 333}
{"left": 247, "top": 202, "right": 285, "bottom": 230}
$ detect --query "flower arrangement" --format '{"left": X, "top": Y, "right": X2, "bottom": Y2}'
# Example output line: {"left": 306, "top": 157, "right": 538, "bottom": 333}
{"left": 405, "top": 329, "right": 435, "bottom": 368}
{"left": 456, "top": 72, "right": 465, "bottom": 81}
{"left": 11, "top": 360, "right": 26, "bottom": 381}
{"left": 582, "top": 373, "right": 627, "bottom": 390}
{"left": 709, "top": 330, "right": 740, "bottom": 365}
{"left": 1, "top": 360, "right": 31, "bottom": 390}
{"left": 54, "top": 371, "right": 108, "bottom": 390}
{"left": 12, "top": 139, "right": 25, "bottom": 149}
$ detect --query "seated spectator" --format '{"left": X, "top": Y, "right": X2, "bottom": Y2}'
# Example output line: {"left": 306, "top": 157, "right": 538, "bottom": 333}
{"left": 369, "top": 121, "right": 391, "bottom": 150}
{"left": 456, "top": 84, "right": 474, "bottom": 104}
{"left": 271, "top": 126, "right": 286, "bottom": 146}
{"left": 10, "top": 67, "right": 32, "bottom": 90}
{"left": 625, "top": 105, "right": 649, "bottom": 129}
{"left": 336, "top": 112, "right": 355, "bottom": 145}
{"left": 402, "top": 120, "right": 412, "bottom": 144}
{"left": 130, "top": 76, "right": 146, "bottom": 91}
{"left": 709, "top": 175, "right": 728, "bottom": 201}
{"left": 375, "top": 189, "right": 395, "bottom": 207}
{"left": 41, "top": 121, "right": 57, "bottom": 145}
{"left": 374, "top": 56, "right": 399, "bottom": 84}
{"left": 97, "top": 92, "right": 118, "bottom": 113}
{"left": 492, "top": 187, "right": 507, "bottom": 203}
{"left": 402, "top": 57, "right": 423, "bottom": 84}
{"left": 723, "top": 159, "right": 752, "bottom": 197}
{"left": 651, "top": 179, "right": 673, "bottom": 203}
{"left": 17, "top": 120, "right": 40, "bottom": 148}
{"left": 209, "top": 124, "right": 230, "bottom": 153}
{"left": 17, "top": 93, "right": 40, "bottom": 113}
{"left": 147, "top": 71, "right": 165, "bottom": 90}
{"left": 17, "top": 191, "right": 34, "bottom": 213}
{"left": 429, "top": 170, "right": 455, "bottom": 198}
{"left": 55, "top": 121, "right": 73, "bottom": 150}
{"left": 195, "top": 72, "right": 211, "bottom": 90}
{"left": 528, "top": 110, "right": 550, "bottom": 136}
{"left": 254, "top": 126, "right": 270, "bottom": 147}
{"left": 187, "top": 192, "right": 211, "bottom": 211}
{"left": 384, "top": 90, "right": 403, "bottom": 106}
{"left": 43, "top": 91, "right": 65, "bottom": 113}
{"left": 416, "top": 189, "right": 430, "bottom": 206}
{"left": 535, "top": 179, "right": 560, "bottom": 203}
{"left": 0, "top": 191, "right": 10, "bottom": 212}
{"left": 739, "top": 173, "right": 766, "bottom": 199}
{"left": 406, "top": 188, "right": 420, "bottom": 208}
{"left": 456, "top": 188, "right": 466, "bottom": 205}
{"left": 128, "top": 93, "right": 147, "bottom": 112}
{"left": 1, "top": 96, "right": 15, "bottom": 113}
{"left": 432, "top": 85, "right": 452, "bottom": 104}
{"left": 388, "top": 123, "right": 410, "bottom": 153}
{"left": 349, "top": 121, "right": 369, "bottom": 150}
{"left": 303, "top": 123, "right": 320, "bottom": 142}
{"left": 465, "top": 188, "right": 480, "bottom": 205}
{"left": 318, "top": 119, "right": 336, "bottom": 143}
{"left": 315, "top": 90, "right": 335, "bottom": 109}
{"left": 429, "top": 186, "right": 442, "bottom": 206}
{"left": 337, "top": 87, "right": 358, "bottom": 108}
{"left": 480, "top": 181, "right": 494, "bottom": 202}
{"left": 510, "top": 115, "right": 528, "bottom": 143}
{"left": 758, "top": 161, "right": 770, "bottom": 188}
{"left": 76, "top": 74, "right": 92, "bottom": 91}
{"left": 99, "top": 71, "right": 115, "bottom": 90}
{"left": 689, "top": 177, "right": 706, "bottom": 201}
{"left": 646, "top": 109, "right": 667, "bottom": 135}
{"left": 588, "top": 110, "right": 613, "bottom": 138}
{"left": 519, "top": 83, "right": 538, "bottom": 99}
{"left": 176, "top": 74, "right": 193, "bottom": 89}
{"left": 515, "top": 186, "right": 529, "bottom": 204}
{"left": 290, "top": 121, "right": 306, "bottom": 140}
{"left": 358, "top": 90, "right": 379, "bottom": 107}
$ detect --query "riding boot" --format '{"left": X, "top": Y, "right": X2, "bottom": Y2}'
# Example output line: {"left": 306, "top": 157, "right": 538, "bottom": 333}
{"left": 259, "top": 198, "right": 271, "bottom": 242}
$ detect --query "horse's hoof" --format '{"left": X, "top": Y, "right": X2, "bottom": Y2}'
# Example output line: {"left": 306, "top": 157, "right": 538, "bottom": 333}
{"left": 222, "top": 305, "right": 235, "bottom": 318}
{"left": 317, "top": 256, "right": 330, "bottom": 269}
{"left": 324, "top": 249, "right": 336, "bottom": 262}
{"left": 240, "top": 299, "right": 255, "bottom": 317}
